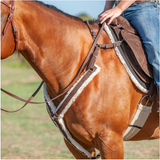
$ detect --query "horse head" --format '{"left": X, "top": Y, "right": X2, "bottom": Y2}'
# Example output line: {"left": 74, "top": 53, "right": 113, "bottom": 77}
{"left": 1, "top": 0, "right": 18, "bottom": 59}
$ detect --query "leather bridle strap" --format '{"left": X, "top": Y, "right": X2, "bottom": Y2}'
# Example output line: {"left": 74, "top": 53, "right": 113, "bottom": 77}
{"left": 1, "top": 0, "right": 18, "bottom": 50}
{"left": 63, "top": 22, "right": 106, "bottom": 90}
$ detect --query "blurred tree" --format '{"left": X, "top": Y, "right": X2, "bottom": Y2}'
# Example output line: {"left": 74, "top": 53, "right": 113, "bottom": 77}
{"left": 77, "top": 13, "right": 93, "bottom": 21}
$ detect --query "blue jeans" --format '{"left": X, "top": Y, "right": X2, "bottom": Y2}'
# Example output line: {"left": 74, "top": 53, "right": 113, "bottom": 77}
{"left": 122, "top": 2, "right": 160, "bottom": 89}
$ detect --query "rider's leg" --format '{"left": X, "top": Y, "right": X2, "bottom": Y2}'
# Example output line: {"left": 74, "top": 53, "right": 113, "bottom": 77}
{"left": 123, "top": 2, "right": 160, "bottom": 89}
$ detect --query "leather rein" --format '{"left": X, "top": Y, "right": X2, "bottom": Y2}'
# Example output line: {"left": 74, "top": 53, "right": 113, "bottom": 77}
{"left": 1, "top": 0, "right": 122, "bottom": 113}
{"left": 1, "top": 0, "right": 18, "bottom": 50}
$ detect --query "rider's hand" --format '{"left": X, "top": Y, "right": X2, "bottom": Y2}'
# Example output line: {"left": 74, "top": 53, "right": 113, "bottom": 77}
{"left": 98, "top": 7, "right": 123, "bottom": 25}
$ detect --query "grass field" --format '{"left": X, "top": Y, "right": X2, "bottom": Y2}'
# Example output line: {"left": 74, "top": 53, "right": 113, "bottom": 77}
{"left": 1, "top": 55, "right": 159, "bottom": 159}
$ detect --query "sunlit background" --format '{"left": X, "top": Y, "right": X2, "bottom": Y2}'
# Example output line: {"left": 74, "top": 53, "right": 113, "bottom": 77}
{"left": 41, "top": 0, "right": 106, "bottom": 20}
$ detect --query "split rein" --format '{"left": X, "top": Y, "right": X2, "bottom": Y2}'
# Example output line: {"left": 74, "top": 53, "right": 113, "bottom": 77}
{"left": 1, "top": 81, "right": 44, "bottom": 113}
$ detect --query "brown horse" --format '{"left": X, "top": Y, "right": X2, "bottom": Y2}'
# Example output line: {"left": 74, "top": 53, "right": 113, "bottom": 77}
{"left": 1, "top": 0, "right": 159, "bottom": 159}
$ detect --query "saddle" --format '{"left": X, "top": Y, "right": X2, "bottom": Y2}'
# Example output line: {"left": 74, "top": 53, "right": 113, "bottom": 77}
{"left": 109, "top": 16, "right": 157, "bottom": 101}
{"left": 110, "top": 16, "right": 153, "bottom": 83}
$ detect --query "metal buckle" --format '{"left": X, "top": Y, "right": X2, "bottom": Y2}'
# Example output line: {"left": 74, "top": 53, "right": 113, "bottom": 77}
{"left": 9, "top": 13, "right": 13, "bottom": 18}
{"left": 14, "top": 27, "right": 17, "bottom": 33}
{"left": 139, "top": 95, "right": 154, "bottom": 107}
{"left": 93, "top": 46, "right": 99, "bottom": 57}
{"left": 93, "top": 52, "right": 98, "bottom": 57}
{"left": 52, "top": 114, "right": 59, "bottom": 121}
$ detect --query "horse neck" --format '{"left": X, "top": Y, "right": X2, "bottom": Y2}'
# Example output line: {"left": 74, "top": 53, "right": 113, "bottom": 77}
{"left": 15, "top": 1, "right": 91, "bottom": 97}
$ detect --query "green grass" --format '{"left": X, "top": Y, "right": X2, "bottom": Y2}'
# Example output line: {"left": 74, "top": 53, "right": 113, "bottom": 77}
{"left": 1, "top": 55, "right": 159, "bottom": 159}
{"left": 124, "top": 140, "right": 159, "bottom": 159}
{"left": 1, "top": 55, "right": 74, "bottom": 159}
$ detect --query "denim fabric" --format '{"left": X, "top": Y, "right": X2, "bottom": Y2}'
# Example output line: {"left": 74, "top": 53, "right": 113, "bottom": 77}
{"left": 116, "top": 0, "right": 160, "bottom": 5}
{"left": 122, "top": 3, "right": 160, "bottom": 89}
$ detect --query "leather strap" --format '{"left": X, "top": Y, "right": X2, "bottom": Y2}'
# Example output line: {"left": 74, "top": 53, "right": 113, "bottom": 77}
{"left": 86, "top": 21, "right": 97, "bottom": 39}
{"left": 99, "top": 40, "right": 123, "bottom": 49}
{"left": 60, "top": 22, "right": 105, "bottom": 91}
{"left": 1, "top": 81, "right": 44, "bottom": 113}
{"left": 135, "top": 1, "right": 159, "bottom": 4}
{"left": 1, "top": 0, "right": 18, "bottom": 50}
{"left": 146, "top": 80, "right": 157, "bottom": 102}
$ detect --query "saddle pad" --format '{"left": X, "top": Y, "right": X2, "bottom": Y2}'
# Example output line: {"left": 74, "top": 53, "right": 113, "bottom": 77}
{"left": 110, "top": 16, "right": 153, "bottom": 83}
{"left": 104, "top": 23, "right": 150, "bottom": 93}
{"left": 121, "top": 30, "right": 153, "bottom": 81}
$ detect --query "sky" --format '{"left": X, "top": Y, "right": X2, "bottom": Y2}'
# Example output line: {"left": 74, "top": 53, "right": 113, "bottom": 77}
{"left": 41, "top": 1, "right": 106, "bottom": 19}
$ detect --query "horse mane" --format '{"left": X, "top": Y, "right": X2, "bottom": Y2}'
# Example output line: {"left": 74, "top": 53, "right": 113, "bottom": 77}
{"left": 32, "top": 0, "right": 83, "bottom": 22}
{"left": 88, "top": 19, "right": 100, "bottom": 25}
